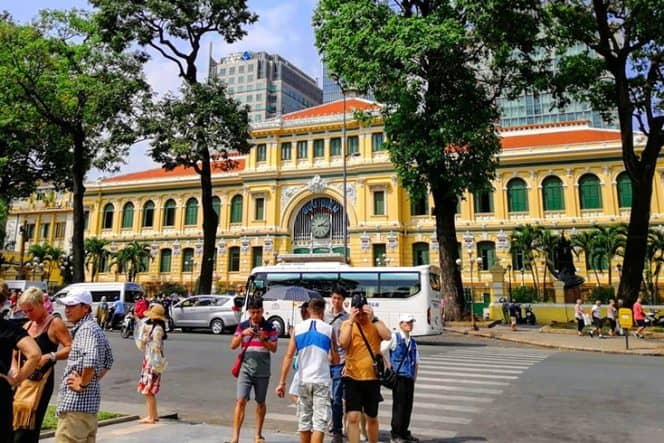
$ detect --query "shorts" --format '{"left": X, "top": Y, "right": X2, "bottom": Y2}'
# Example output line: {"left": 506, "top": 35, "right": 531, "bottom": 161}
{"left": 343, "top": 378, "right": 381, "bottom": 418}
{"left": 510, "top": 316, "right": 517, "bottom": 325}
{"left": 636, "top": 319, "right": 646, "bottom": 328}
{"left": 607, "top": 318, "right": 617, "bottom": 330}
{"left": 297, "top": 383, "right": 331, "bottom": 433}
{"left": 592, "top": 317, "right": 602, "bottom": 328}
{"left": 237, "top": 372, "right": 270, "bottom": 403}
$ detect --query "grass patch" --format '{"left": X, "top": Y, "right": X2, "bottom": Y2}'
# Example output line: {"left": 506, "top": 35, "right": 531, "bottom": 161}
{"left": 41, "top": 406, "right": 125, "bottom": 431}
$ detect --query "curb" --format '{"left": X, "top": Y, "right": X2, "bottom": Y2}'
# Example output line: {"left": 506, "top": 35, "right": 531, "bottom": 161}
{"left": 39, "top": 411, "right": 179, "bottom": 439}
{"left": 442, "top": 328, "right": 664, "bottom": 357}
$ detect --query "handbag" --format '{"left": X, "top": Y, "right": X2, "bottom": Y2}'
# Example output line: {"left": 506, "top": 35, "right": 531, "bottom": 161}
{"left": 381, "top": 335, "right": 410, "bottom": 390}
{"left": 232, "top": 338, "right": 251, "bottom": 378}
{"left": 355, "top": 323, "right": 391, "bottom": 387}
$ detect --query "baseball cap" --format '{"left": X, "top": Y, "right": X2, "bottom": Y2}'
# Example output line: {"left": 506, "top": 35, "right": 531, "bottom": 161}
{"left": 57, "top": 289, "right": 93, "bottom": 306}
{"left": 399, "top": 313, "right": 416, "bottom": 323}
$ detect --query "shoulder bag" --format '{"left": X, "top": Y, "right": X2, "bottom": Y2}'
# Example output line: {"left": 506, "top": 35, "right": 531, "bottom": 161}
{"left": 355, "top": 323, "right": 404, "bottom": 389}
{"left": 231, "top": 337, "right": 251, "bottom": 378}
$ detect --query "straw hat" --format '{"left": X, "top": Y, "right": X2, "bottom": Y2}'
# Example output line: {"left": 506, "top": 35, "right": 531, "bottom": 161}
{"left": 145, "top": 304, "right": 167, "bottom": 323}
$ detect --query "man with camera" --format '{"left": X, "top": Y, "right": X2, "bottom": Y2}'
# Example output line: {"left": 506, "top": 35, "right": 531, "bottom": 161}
{"left": 339, "top": 293, "right": 391, "bottom": 443}
{"left": 229, "top": 298, "right": 278, "bottom": 443}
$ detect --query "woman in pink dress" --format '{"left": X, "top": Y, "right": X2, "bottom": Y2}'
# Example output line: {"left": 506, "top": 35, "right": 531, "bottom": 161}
{"left": 136, "top": 304, "right": 168, "bottom": 424}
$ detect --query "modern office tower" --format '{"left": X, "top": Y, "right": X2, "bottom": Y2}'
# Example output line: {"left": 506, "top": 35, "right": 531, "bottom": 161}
{"left": 210, "top": 51, "right": 322, "bottom": 123}
{"left": 322, "top": 63, "right": 374, "bottom": 103}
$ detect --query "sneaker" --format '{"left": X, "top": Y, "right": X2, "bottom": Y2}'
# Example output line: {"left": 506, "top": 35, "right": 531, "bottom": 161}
{"left": 588, "top": 331, "right": 594, "bottom": 338}
{"left": 599, "top": 334, "right": 605, "bottom": 339}
{"left": 404, "top": 433, "right": 420, "bottom": 442}
{"left": 332, "top": 434, "right": 343, "bottom": 443}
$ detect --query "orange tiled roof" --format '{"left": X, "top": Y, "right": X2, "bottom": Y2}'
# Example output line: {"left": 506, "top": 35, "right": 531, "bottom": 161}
{"left": 103, "top": 159, "right": 245, "bottom": 183}
{"left": 501, "top": 129, "right": 621, "bottom": 149}
{"left": 282, "top": 98, "right": 380, "bottom": 121}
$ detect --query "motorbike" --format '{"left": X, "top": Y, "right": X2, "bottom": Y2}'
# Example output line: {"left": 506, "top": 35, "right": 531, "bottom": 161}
{"left": 645, "top": 310, "right": 664, "bottom": 327}
{"left": 120, "top": 310, "right": 135, "bottom": 339}
{"left": 524, "top": 304, "right": 537, "bottom": 325}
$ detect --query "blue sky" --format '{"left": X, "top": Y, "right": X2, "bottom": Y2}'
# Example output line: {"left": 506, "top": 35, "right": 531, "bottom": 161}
{"left": 6, "top": 1, "right": 322, "bottom": 177}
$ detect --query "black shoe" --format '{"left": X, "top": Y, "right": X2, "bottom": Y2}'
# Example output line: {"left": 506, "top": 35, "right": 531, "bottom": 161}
{"left": 404, "top": 433, "right": 420, "bottom": 442}
{"left": 588, "top": 331, "right": 594, "bottom": 338}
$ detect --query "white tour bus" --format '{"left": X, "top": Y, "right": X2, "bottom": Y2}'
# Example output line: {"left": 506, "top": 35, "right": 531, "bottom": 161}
{"left": 52, "top": 282, "right": 144, "bottom": 320}
{"left": 244, "top": 259, "right": 443, "bottom": 336}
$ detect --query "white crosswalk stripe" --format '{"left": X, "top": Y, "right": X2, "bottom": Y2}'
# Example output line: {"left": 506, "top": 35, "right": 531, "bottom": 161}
{"left": 266, "top": 346, "right": 554, "bottom": 441}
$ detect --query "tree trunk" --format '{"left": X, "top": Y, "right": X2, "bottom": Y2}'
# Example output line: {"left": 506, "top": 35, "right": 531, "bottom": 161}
{"left": 432, "top": 190, "right": 464, "bottom": 320}
{"left": 71, "top": 136, "right": 86, "bottom": 283}
{"left": 618, "top": 173, "right": 654, "bottom": 307}
{"left": 197, "top": 148, "right": 217, "bottom": 295}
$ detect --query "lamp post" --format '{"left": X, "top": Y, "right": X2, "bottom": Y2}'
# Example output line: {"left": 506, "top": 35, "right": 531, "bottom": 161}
{"left": 457, "top": 253, "right": 480, "bottom": 331}
{"left": 506, "top": 264, "right": 513, "bottom": 302}
{"left": 185, "top": 258, "right": 196, "bottom": 294}
{"left": 26, "top": 257, "right": 43, "bottom": 281}
{"left": 342, "top": 86, "right": 348, "bottom": 264}
{"left": 59, "top": 255, "right": 73, "bottom": 285}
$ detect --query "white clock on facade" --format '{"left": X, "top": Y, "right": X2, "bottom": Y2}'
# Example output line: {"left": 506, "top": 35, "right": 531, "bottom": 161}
{"left": 311, "top": 213, "right": 331, "bottom": 238}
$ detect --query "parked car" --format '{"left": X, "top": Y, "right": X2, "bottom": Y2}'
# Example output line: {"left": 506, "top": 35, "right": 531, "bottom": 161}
{"left": 170, "top": 295, "right": 239, "bottom": 334}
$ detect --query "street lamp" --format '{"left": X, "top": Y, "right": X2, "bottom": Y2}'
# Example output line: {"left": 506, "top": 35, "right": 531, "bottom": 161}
{"left": 26, "top": 257, "right": 44, "bottom": 281}
{"left": 185, "top": 258, "right": 196, "bottom": 294}
{"left": 457, "top": 253, "right": 480, "bottom": 331}
{"left": 59, "top": 255, "right": 73, "bottom": 284}
{"left": 506, "top": 264, "right": 513, "bottom": 302}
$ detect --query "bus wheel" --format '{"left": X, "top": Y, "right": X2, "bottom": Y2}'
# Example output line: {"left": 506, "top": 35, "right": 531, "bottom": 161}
{"left": 267, "top": 316, "right": 285, "bottom": 337}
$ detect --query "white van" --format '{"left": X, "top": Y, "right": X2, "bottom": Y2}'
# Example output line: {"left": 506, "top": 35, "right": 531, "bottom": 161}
{"left": 53, "top": 282, "right": 144, "bottom": 320}
{"left": 6, "top": 280, "right": 48, "bottom": 292}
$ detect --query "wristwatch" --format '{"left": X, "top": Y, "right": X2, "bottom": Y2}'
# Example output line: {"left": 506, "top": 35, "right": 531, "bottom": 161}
{"left": 49, "top": 352, "right": 57, "bottom": 362}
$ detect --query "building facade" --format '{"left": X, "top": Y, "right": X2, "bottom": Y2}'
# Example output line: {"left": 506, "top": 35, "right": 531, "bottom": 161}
{"left": 209, "top": 51, "right": 322, "bottom": 123}
{"left": 5, "top": 100, "right": 662, "bottom": 295}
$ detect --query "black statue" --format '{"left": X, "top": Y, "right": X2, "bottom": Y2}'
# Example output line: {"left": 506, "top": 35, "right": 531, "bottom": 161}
{"left": 551, "top": 233, "right": 585, "bottom": 289}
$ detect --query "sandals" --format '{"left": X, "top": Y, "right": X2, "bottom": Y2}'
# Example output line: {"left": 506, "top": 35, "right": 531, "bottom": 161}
{"left": 256, "top": 437, "right": 266, "bottom": 443}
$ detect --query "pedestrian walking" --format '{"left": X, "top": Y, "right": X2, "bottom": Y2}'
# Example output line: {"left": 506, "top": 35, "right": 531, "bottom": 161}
{"left": 574, "top": 299, "right": 585, "bottom": 336}
{"left": 276, "top": 298, "right": 338, "bottom": 443}
{"left": 339, "top": 293, "right": 392, "bottom": 443}
{"left": 632, "top": 297, "right": 646, "bottom": 338}
{"left": 12, "top": 287, "right": 72, "bottom": 443}
{"left": 383, "top": 314, "right": 420, "bottom": 443}
{"left": 109, "top": 297, "right": 125, "bottom": 330}
{"left": 324, "top": 286, "right": 349, "bottom": 443}
{"left": 0, "top": 282, "right": 41, "bottom": 443}
{"left": 95, "top": 297, "right": 109, "bottom": 329}
{"left": 228, "top": 297, "right": 278, "bottom": 443}
{"left": 135, "top": 304, "right": 168, "bottom": 424}
{"left": 54, "top": 289, "right": 113, "bottom": 443}
{"left": 589, "top": 300, "right": 603, "bottom": 338}
{"left": 606, "top": 299, "right": 617, "bottom": 336}
{"left": 508, "top": 301, "right": 519, "bottom": 331}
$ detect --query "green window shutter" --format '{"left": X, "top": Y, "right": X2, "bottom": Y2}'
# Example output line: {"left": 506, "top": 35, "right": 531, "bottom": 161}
{"left": 579, "top": 175, "right": 602, "bottom": 209}
{"left": 182, "top": 248, "right": 194, "bottom": 272}
{"left": 229, "top": 247, "right": 240, "bottom": 272}
{"left": 473, "top": 190, "right": 494, "bottom": 213}
{"left": 412, "top": 243, "right": 430, "bottom": 266}
{"left": 372, "top": 133, "right": 384, "bottom": 151}
{"left": 103, "top": 204, "right": 114, "bottom": 229}
{"left": 373, "top": 244, "right": 387, "bottom": 266}
{"left": 330, "top": 138, "right": 341, "bottom": 156}
{"left": 160, "top": 249, "right": 172, "bottom": 273}
{"left": 410, "top": 195, "right": 428, "bottom": 216}
{"left": 542, "top": 177, "right": 564, "bottom": 211}
{"left": 121, "top": 203, "right": 134, "bottom": 228}
{"left": 212, "top": 197, "right": 221, "bottom": 218}
{"left": 297, "top": 140, "right": 308, "bottom": 159}
{"left": 256, "top": 144, "right": 266, "bottom": 162}
{"left": 313, "top": 139, "right": 324, "bottom": 157}
{"left": 184, "top": 198, "right": 198, "bottom": 225}
{"left": 477, "top": 242, "right": 496, "bottom": 270}
{"left": 374, "top": 191, "right": 385, "bottom": 215}
{"left": 508, "top": 179, "right": 528, "bottom": 212}
{"left": 163, "top": 200, "right": 176, "bottom": 226}
{"left": 142, "top": 202, "right": 154, "bottom": 227}
{"left": 230, "top": 195, "right": 243, "bottom": 223}
{"left": 347, "top": 135, "right": 359, "bottom": 154}
{"left": 252, "top": 246, "right": 263, "bottom": 269}
{"left": 281, "top": 142, "right": 291, "bottom": 160}
{"left": 617, "top": 173, "right": 632, "bottom": 208}
{"left": 255, "top": 197, "right": 264, "bottom": 220}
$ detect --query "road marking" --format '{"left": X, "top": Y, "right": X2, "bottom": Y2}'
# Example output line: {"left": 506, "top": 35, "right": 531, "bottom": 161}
{"left": 420, "top": 358, "right": 530, "bottom": 370}
{"left": 419, "top": 366, "right": 524, "bottom": 375}
{"left": 382, "top": 390, "right": 494, "bottom": 403}
{"left": 400, "top": 426, "right": 457, "bottom": 439}
{"left": 415, "top": 383, "right": 503, "bottom": 395}
{"left": 377, "top": 409, "right": 471, "bottom": 424}
{"left": 417, "top": 376, "right": 509, "bottom": 386}
{"left": 434, "top": 355, "right": 545, "bottom": 365}
{"left": 381, "top": 399, "right": 482, "bottom": 413}
{"left": 420, "top": 371, "right": 518, "bottom": 380}
{"left": 445, "top": 351, "right": 548, "bottom": 361}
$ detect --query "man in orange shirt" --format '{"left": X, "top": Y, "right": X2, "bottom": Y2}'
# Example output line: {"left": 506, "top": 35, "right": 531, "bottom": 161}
{"left": 339, "top": 294, "right": 391, "bottom": 443}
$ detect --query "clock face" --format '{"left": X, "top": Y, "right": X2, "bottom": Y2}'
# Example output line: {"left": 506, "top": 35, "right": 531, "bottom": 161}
{"left": 311, "top": 213, "right": 331, "bottom": 238}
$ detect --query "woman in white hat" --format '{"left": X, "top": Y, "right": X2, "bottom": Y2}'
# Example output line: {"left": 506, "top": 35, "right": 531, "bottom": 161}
{"left": 136, "top": 304, "right": 168, "bottom": 424}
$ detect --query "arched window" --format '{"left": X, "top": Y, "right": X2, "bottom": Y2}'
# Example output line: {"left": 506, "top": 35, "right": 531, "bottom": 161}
{"left": 121, "top": 202, "right": 134, "bottom": 229}
{"left": 412, "top": 242, "right": 430, "bottom": 266}
{"left": 159, "top": 249, "right": 172, "bottom": 273}
{"left": 102, "top": 203, "right": 114, "bottom": 229}
{"left": 477, "top": 241, "right": 496, "bottom": 271}
{"left": 163, "top": 199, "right": 176, "bottom": 226}
{"left": 579, "top": 174, "right": 602, "bottom": 209}
{"left": 542, "top": 176, "right": 565, "bottom": 211}
{"left": 507, "top": 178, "right": 528, "bottom": 212}
{"left": 616, "top": 172, "right": 632, "bottom": 208}
{"left": 212, "top": 196, "right": 221, "bottom": 218}
{"left": 184, "top": 198, "right": 198, "bottom": 225}
{"left": 182, "top": 248, "right": 194, "bottom": 272}
{"left": 230, "top": 195, "right": 243, "bottom": 223}
{"left": 142, "top": 201, "right": 155, "bottom": 227}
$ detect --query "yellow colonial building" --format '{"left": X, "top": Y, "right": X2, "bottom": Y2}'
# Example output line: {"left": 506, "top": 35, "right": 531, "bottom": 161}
{"left": 4, "top": 98, "right": 662, "bottom": 296}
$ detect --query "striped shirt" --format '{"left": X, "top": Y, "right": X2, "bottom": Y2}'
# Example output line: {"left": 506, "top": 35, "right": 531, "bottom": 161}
{"left": 234, "top": 318, "right": 278, "bottom": 377}
{"left": 57, "top": 314, "right": 113, "bottom": 416}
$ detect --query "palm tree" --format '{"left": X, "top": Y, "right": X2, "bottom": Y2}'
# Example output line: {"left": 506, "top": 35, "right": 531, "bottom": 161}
{"left": 111, "top": 241, "right": 152, "bottom": 282}
{"left": 510, "top": 224, "right": 543, "bottom": 296}
{"left": 591, "top": 224, "right": 627, "bottom": 286}
{"left": 646, "top": 228, "right": 664, "bottom": 304}
{"left": 84, "top": 237, "right": 111, "bottom": 282}
{"left": 535, "top": 229, "right": 560, "bottom": 302}
{"left": 571, "top": 230, "right": 599, "bottom": 285}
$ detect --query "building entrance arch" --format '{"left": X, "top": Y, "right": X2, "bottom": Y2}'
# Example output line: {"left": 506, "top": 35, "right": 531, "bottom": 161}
{"left": 291, "top": 197, "right": 348, "bottom": 255}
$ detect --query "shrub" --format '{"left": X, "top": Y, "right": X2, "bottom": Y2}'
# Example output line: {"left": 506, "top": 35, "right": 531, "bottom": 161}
{"left": 590, "top": 286, "right": 615, "bottom": 304}
{"left": 511, "top": 286, "right": 539, "bottom": 303}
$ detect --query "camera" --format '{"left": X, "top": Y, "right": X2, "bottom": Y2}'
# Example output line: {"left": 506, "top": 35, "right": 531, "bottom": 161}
{"left": 351, "top": 293, "right": 368, "bottom": 309}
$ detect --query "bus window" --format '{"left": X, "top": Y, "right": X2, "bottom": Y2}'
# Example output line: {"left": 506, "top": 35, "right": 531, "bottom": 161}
{"left": 89, "top": 291, "right": 121, "bottom": 303}
{"left": 379, "top": 272, "right": 420, "bottom": 298}
{"left": 339, "top": 272, "right": 379, "bottom": 298}
{"left": 266, "top": 273, "right": 301, "bottom": 288}
{"left": 301, "top": 272, "right": 339, "bottom": 297}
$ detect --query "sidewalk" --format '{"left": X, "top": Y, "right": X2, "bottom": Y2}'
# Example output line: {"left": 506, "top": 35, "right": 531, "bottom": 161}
{"left": 418, "top": 323, "right": 664, "bottom": 356}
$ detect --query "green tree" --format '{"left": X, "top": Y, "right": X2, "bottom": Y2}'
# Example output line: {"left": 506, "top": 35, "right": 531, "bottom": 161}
{"left": 314, "top": 0, "right": 542, "bottom": 318}
{"left": 535, "top": 228, "right": 559, "bottom": 302}
{"left": 537, "top": 1, "right": 664, "bottom": 305}
{"left": 510, "top": 225, "right": 543, "bottom": 296}
{"left": 645, "top": 228, "right": 664, "bottom": 304}
{"left": 111, "top": 241, "right": 152, "bottom": 282}
{"left": 590, "top": 224, "right": 627, "bottom": 286}
{"left": 0, "top": 12, "right": 149, "bottom": 283}
{"left": 84, "top": 237, "right": 111, "bottom": 282}
{"left": 571, "top": 230, "right": 599, "bottom": 285}
{"left": 91, "top": 0, "right": 258, "bottom": 295}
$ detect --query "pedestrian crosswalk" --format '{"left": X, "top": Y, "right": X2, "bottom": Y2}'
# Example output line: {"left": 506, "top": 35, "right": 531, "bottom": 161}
{"left": 266, "top": 347, "right": 553, "bottom": 441}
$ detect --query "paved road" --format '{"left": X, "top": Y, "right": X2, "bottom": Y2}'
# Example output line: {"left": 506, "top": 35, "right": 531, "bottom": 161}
{"left": 51, "top": 330, "right": 664, "bottom": 442}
